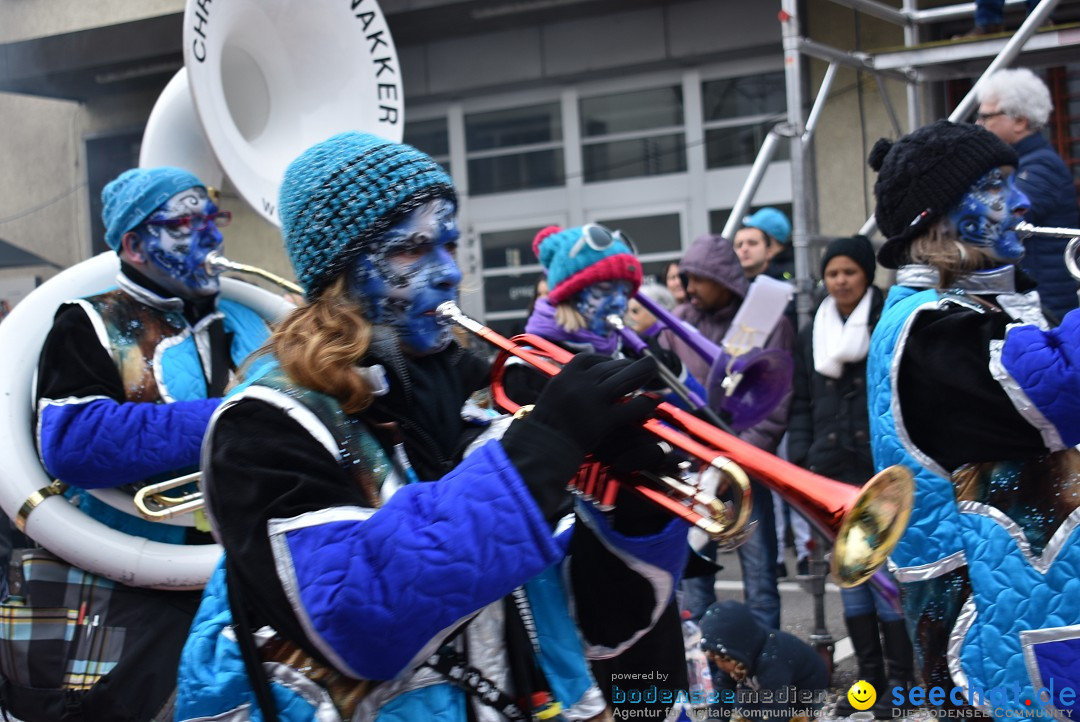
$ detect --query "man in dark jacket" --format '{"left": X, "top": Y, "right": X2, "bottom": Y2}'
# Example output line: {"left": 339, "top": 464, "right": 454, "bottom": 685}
{"left": 976, "top": 67, "right": 1079, "bottom": 319}
{"left": 663, "top": 234, "right": 795, "bottom": 630}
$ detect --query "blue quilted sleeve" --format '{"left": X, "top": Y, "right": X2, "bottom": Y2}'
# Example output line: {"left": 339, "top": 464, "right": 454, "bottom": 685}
{"left": 271, "top": 439, "right": 566, "bottom": 680}
{"left": 38, "top": 397, "right": 220, "bottom": 488}
{"left": 1000, "top": 309, "right": 1080, "bottom": 448}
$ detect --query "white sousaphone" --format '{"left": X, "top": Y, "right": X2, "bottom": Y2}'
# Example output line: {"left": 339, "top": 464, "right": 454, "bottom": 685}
{"left": 0, "top": 0, "right": 403, "bottom": 589}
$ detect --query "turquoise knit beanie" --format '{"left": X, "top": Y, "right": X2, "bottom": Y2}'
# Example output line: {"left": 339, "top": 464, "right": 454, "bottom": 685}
{"left": 742, "top": 207, "right": 792, "bottom": 245}
{"left": 101, "top": 167, "right": 204, "bottom": 252}
{"left": 532, "top": 224, "right": 642, "bottom": 305}
{"left": 279, "top": 132, "right": 457, "bottom": 297}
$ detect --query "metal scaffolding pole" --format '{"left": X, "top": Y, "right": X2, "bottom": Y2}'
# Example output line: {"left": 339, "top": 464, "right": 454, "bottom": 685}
{"left": 721, "top": 64, "right": 840, "bottom": 243}
{"left": 858, "top": 0, "right": 1062, "bottom": 238}
{"left": 782, "top": 0, "right": 815, "bottom": 330}
{"left": 903, "top": 0, "right": 922, "bottom": 130}
{"left": 783, "top": 0, "right": 837, "bottom": 674}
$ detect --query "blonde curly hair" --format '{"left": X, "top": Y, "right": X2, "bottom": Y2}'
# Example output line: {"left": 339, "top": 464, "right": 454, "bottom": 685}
{"left": 269, "top": 276, "right": 377, "bottom": 414}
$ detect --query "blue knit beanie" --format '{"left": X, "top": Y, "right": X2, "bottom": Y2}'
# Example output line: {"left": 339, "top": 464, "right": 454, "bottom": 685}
{"left": 101, "top": 167, "right": 204, "bottom": 252}
{"left": 532, "top": 224, "right": 642, "bottom": 305}
{"left": 279, "top": 131, "right": 457, "bottom": 297}
{"left": 742, "top": 207, "right": 792, "bottom": 245}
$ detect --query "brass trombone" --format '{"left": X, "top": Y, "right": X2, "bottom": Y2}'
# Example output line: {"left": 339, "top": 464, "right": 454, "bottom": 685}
{"left": 437, "top": 301, "right": 914, "bottom": 588}
{"left": 204, "top": 251, "right": 305, "bottom": 296}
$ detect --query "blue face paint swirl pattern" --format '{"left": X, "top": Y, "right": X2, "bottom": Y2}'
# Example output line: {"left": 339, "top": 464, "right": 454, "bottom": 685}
{"left": 945, "top": 167, "right": 1030, "bottom": 262}
{"left": 575, "top": 281, "right": 632, "bottom": 336}
{"left": 348, "top": 199, "right": 462, "bottom": 355}
{"left": 138, "top": 188, "right": 224, "bottom": 298}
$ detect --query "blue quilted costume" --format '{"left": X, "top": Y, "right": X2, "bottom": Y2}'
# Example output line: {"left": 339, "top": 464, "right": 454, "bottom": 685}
{"left": 863, "top": 120, "right": 1080, "bottom": 717}
{"left": 175, "top": 360, "right": 688, "bottom": 722}
{"left": 37, "top": 274, "right": 268, "bottom": 542}
{"left": 173, "top": 132, "right": 689, "bottom": 722}
{"left": 868, "top": 265, "right": 1080, "bottom": 716}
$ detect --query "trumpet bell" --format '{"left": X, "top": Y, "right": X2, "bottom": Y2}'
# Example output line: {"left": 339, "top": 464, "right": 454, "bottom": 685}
{"left": 705, "top": 347, "right": 793, "bottom": 431}
{"left": 832, "top": 465, "right": 914, "bottom": 588}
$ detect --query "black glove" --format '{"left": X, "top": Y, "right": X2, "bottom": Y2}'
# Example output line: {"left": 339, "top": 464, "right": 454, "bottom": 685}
{"left": 592, "top": 425, "right": 686, "bottom": 535}
{"left": 526, "top": 353, "right": 660, "bottom": 454}
{"left": 644, "top": 336, "right": 684, "bottom": 378}
{"left": 500, "top": 354, "right": 659, "bottom": 525}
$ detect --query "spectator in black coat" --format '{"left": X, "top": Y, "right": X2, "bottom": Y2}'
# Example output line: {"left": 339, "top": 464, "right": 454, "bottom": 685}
{"left": 786, "top": 236, "right": 915, "bottom": 718}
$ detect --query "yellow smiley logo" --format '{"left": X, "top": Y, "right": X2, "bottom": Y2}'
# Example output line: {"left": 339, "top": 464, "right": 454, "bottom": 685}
{"left": 847, "top": 680, "right": 877, "bottom": 711}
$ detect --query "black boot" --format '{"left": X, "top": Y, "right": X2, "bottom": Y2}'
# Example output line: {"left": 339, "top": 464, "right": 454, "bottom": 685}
{"left": 875, "top": 619, "right": 918, "bottom": 717}
{"left": 834, "top": 614, "right": 885, "bottom": 718}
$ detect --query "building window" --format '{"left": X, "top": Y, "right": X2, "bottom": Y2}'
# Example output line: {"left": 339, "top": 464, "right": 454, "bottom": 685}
{"left": 404, "top": 117, "right": 450, "bottom": 174}
{"left": 86, "top": 131, "right": 142, "bottom": 255}
{"left": 594, "top": 212, "right": 682, "bottom": 284}
{"left": 580, "top": 86, "right": 686, "bottom": 182}
{"left": 702, "top": 71, "right": 788, "bottom": 169}
{"left": 465, "top": 104, "right": 564, "bottom": 195}
{"left": 479, "top": 225, "right": 547, "bottom": 337}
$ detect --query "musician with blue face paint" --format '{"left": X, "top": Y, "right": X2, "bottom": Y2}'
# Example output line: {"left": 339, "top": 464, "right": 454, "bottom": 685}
{"left": 23, "top": 166, "right": 270, "bottom": 722}
{"left": 175, "top": 132, "right": 690, "bottom": 722}
{"left": 502, "top": 224, "right": 708, "bottom": 721}
{"left": 866, "top": 120, "right": 1080, "bottom": 716}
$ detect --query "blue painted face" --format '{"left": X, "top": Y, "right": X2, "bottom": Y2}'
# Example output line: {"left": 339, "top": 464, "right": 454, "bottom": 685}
{"left": 137, "top": 187, "right": 225, "bottom": 298}
{"left": 349, "top": 198, "right": 462, "bottom": 355}
{"left": 945, "top": 167, "right": 1030, "bottom": 262}
{"left": 576, "top": 280, "right": 632, "bottom": 336}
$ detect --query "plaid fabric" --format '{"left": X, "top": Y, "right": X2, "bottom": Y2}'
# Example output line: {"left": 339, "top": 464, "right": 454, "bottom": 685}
{"left": 0, "top": 549, "right": 201, "bottom": 722}
{"left": 0, "top": 549, "right": 120, "bottom": 690}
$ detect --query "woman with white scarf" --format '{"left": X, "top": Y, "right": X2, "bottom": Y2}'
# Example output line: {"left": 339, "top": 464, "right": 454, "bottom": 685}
{"left": 787, "top": 235, "right": 914, "bottom": 719}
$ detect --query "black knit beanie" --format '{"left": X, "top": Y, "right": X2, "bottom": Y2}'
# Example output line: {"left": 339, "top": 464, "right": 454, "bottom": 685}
{"left": 869, "top": 120, "right": 1018, "bottom": 268}
{"left": 821, "top": 235, "right": 876, "bottom": 284}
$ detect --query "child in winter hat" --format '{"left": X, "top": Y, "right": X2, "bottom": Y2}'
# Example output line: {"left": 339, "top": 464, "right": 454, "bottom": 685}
{"left": 524, "top": 223, "right": 642, "bottom": 354}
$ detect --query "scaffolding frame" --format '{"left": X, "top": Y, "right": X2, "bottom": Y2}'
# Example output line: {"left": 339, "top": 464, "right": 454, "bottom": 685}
{"left": 726, "top": 0, "right": 1062, "bottom": 328}
{"left": 727, "top": 0, "right": 1064, "bottom": 672}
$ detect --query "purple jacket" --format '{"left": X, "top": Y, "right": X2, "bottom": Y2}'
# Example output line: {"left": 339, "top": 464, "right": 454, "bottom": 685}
{"left": 661, "top": 234, "right": 794, "bottom": 454}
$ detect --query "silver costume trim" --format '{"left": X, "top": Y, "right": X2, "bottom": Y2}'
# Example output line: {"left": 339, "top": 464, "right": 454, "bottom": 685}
{"left": 267, "top": 523, "right": 364, "bottom": 681}
{"left": 996, "top": 292, "right": 1049, "bottom": 329}
{"left": 218, "top": 385, "right": 341, "bottom": 460}
{"left": 956, "top": 502, "right": 1080, "bottom": 573}
{"left": 153, "top": 331, "right": 191, "bottom": 403}
{"left": 1021, "top": 624, "right": 1080, "bottom": 722}
{"left": 988, "top": 336, "right": 1065, "bottom": 452}
{"left": 199, "top": 384, "right": 343, "bottom": 543}
{"left": 895, "top": 264, "right": 1018, "bottom": 294}
{"left": 353, "top": 613, "right": 481, "bottom": 721}
{"left": 191, "top": 310, "right": 227, "bottom": 385}
{"left": 35, "top": 395, "right": 112, "bottom": 462}
{"left": 68, "top": 299, "right": 114, "bottom": 362}
{"left": 177, "top": 704, "right": 254, "bottom": 721}
{"left": 571, "top": 500, "right": 674, "bottom": 659}
{"left": 891, "top": 550, "right": 967, "bottom": 582}
{"left": 889, "top": 300, "right": 951, "bottom": 480}
{"left": 267, "top": 507, "right": 378, "bottom": 536}
{"left": 948, "top": 596, "right": 979, "bottom": 708}
{"left": 117, "top": 272, "right": 186, "bottom": 312}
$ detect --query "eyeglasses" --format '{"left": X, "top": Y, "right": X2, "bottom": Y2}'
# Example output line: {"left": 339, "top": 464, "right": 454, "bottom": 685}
{"left": 975, "top": 110, "right": 1008, "bottom": 123}
{"left": 146, "top": 210, "right": 232, "bottom": 232}
{"left": 568, "top": 223, "right": 636, "bottom": 258}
